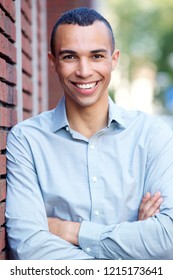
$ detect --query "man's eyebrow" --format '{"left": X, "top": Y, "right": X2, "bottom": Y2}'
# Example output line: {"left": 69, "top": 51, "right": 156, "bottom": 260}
{"left": 58, "top": 49, "right": 108, "bottom": 56}
{"left": 58, "top": 50, "right": 77, "bottom": 56}
{"left": 90, "top": 49, "right": 108, "bottom": 54}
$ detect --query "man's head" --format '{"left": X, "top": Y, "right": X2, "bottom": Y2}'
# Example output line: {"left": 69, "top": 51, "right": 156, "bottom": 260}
{"left": 50, "top": 7, "right": 115, "bottom": 57}
{"left": 48, "top": 7, "right": 119, "bottom": 110}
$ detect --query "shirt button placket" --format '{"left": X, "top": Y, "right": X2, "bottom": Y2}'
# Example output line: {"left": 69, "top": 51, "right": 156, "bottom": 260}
{"left": 88, "top": 138, "right": 101, "bottom": 223}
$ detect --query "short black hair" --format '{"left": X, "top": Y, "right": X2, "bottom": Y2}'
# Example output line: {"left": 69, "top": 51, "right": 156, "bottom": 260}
{"left": 50, "top": 7, "right": 115, "bottom": 56}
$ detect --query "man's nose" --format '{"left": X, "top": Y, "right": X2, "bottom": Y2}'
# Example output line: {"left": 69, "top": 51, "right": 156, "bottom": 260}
{"left": 75, "top": 58, "right": 93, "bottom": 78}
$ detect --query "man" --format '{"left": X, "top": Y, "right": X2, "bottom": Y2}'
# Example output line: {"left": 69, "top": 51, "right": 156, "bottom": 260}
{"left": 5, "top": 7, "right": 173, "bottom": 260}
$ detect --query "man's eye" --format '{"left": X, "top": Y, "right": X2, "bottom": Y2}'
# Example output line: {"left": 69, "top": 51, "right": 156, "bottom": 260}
{"left": 63, "top": 55, "right": 76, "bottom": 60}
{"left": 93, "top": 54, "right": 104, "bottom": 59}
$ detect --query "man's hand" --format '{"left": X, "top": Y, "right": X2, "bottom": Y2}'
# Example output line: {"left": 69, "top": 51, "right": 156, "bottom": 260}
{"left": 138, "top": 191, "right": 163, "bottom": 220}
{"left": 48, "top": 217, "right": 80, "bottom": 245}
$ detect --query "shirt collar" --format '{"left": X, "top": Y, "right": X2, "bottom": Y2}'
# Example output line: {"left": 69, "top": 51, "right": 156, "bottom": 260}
{"left": 52, "top": 96, "right": 126, "bottom": 133}
{"left": 108, "top": 97, "right": 126, "bottom": 128}
{"left": 52, "top": 96, "right": 69, "bottom": 132}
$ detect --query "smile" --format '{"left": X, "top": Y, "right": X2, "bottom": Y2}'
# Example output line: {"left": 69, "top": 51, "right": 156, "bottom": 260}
{"left": 72, "top": 82, "right": 98, "bottom": 90}
{"left": 75, "top": 82, "right": 97, "bottom": 89}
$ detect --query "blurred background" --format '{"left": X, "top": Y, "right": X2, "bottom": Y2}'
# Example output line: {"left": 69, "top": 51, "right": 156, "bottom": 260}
{"left": 96, "top": 0, "right": 173, "bottom": 127}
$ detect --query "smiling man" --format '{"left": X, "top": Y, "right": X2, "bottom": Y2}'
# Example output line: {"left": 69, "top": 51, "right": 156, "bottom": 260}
{"left": 48, "top": 19, "right": 119, "bottom": 138}
{"left": 5, "top": 7, "right": 173, "bottom": 260}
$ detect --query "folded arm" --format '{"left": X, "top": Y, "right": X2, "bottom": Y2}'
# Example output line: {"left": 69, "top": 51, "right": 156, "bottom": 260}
{"left": 48, "top": 191, "right": 163, "bottom": 246}
{"left": 5, "top": 129, "right": 94, "bottom": 260}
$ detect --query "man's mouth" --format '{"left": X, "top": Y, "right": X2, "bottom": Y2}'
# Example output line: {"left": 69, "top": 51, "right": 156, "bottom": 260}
{"left": 72, "top": 82, "right": 98, "bottom": 89}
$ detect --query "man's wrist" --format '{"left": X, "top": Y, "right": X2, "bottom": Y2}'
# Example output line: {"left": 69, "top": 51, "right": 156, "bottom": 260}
{"left": 66, "top": 221, "right": 80, "bottom": 246}
{"left": 48, "top": 217, "right": 81, "bottom": 246}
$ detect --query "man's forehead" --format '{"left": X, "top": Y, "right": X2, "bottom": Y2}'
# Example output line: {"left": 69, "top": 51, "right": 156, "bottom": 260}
{"left": 55, "top": 22, "right": 111, "bottom": 47}
{"left": 56, "top": 21, "right": 110, "bottom": 36}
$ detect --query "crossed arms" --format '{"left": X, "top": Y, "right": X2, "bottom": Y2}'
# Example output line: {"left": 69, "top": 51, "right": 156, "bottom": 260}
{"left": 48, "top": 191, "right": 163, "bottom": 246}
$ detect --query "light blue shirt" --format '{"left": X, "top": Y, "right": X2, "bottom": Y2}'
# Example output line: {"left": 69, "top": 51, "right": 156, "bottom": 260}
{"left": 6, "top": 97, "right": 173, "bottom": 259}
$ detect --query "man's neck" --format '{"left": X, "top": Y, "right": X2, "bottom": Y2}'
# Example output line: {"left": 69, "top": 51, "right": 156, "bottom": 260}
{"left": 65, "top": 96, "right": 109, "bottom": 139}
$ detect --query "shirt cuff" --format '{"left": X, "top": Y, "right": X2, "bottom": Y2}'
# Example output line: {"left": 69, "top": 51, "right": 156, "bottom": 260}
{"left": 78, "top": 221, "right": 105, "bottom": 258}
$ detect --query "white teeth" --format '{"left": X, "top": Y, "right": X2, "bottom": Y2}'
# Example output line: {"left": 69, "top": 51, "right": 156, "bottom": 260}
{"left": 76, "top": 82, "right": 96, "bottom": 89}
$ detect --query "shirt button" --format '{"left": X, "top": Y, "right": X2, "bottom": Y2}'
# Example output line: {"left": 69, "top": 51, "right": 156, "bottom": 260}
{"left": 90, "top": 144, "right": 95, "bottom": 150}
{"left": 86, "top": 247, "right": 91, "bottom": 253}
{"left": 66, "top": 126, "right": 69, "bottom": 131}
{"left": 92, "top": 176, "right": 97, "bottom": 182}
{"left": 94, "top": 210, "right": 99, "bottom": 216}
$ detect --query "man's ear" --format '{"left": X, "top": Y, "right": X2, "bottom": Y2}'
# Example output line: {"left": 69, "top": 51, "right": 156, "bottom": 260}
{"left": 48, "top": 52, "right": 56, "bottom": 72}
{"left": 111, "top": 50, "right": 120, "bottom": 71}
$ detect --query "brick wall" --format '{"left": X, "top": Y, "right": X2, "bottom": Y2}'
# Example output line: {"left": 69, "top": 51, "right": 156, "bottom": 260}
{"left": 0, "top": 0, "right": 48, "bottom": 259}
{"left": 0, "top": 0, "right": 17, "bottom": 260}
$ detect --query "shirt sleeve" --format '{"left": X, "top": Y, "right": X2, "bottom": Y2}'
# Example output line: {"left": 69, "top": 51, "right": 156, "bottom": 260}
{"left": 5, "top": 128, "right": 94, "bottom": 260}
{"left": 78, "top": 120, "right": 173, "bottom": 259}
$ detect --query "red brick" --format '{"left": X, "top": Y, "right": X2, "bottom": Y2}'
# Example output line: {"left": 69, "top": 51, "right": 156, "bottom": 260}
{"left": 38, "top": 71, "right": 42, "bottom": 85}
{"left": 21, "top": 13, "right": 32, "bottom": 41}
{"left": 12, "top": 109, "right": 17, "bottom": 126}
{"left": 0, "top": 202, "right": 5, "bottom": 226}
{"left": 22, "top": 35, "right": 32, "bottom": 59}
{"left": 9, "top": 0, "right": 16, "bottom": 22}
{"left": 0, "top": 9, "right": 5, "bottom": 32}
{"left": 6, "top": 63, "right": 17, "bottom": 85}
{"left": 22, "top": 53, "right": 32, "bottom": 76}
{"left": 39, "top": 100, "right": 43, "bottom": 114}
{"left": 0, "top": 0, "right": 10, "bottom": 13}
{"left": 0, "top": 155, "right": 6, "bottom": 175}
{"left": 0, "top": 59, "right": 17, "bottom": 85}
{"left": 0, "top": 179, "right": 6, "bottom": 201}
{"left": 0, "top": 33, "right": 7, "bottom": 56}
{"left": 23, "top": 110, "right": 32, "bottom": 120}
{"left": 21, "top": 0, "right": 32, "bottom": 24}
{"left": 0, "top": 107, "right": 17, "bottom": 127}
{"left": 0, "top": 227, "right": 5, "bottom": 251}
{"left": 27, "top": 0, "right": 32, "bottom": 9}
{"left": 0, "top": 0, "right": 15, "bottom": 22}
{"left": 0, "top": 10, "right": 16, "bottom": 41}
{"left": 9, "top": 20, "right": 16, "bottom": 42}
{"left": 39, "top": 84, "right": 42, "bottom": 98}
{"left": 0, "top": 81, "right": 17, "bottom": 105}
{"left": 4, "top": 14, "right": 12, "bottom": 39}
{"left": 0, "top": 57, "right": 6, "bottom": 80}
{"left": 22, "top": 72, "right": 33, "bottom": 94}
{"left": 0, "top": 131, "right": 7, "bottom": 150}
{"left": 23, "top": 92, "right": 33, "bottom": 111}
{"left": 7, "top": 41, "right": 17, "bottom": 64}
{"left": 37, "top": 0, "right": 41, "bottom": 13}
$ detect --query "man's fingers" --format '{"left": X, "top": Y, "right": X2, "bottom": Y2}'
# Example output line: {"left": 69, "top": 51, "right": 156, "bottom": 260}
{"left": 141, "top": 192, "right": 151, "bottom": 203}
{"left": 138, "top": 192, "right": 163, "bottom": 220}
{"left": 146, "top": 197, "right": 163, "bottom": 218}
{"left": 138, "top": 192, "right": 151, "bottom": 220}
{"left": 140, "top": 192, "right": 160, "bottom": 212}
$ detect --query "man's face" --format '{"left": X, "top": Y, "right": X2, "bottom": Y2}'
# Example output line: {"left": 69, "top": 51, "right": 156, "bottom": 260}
{"left": 49, "top": 21, "right": 119, "bottom": 109}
